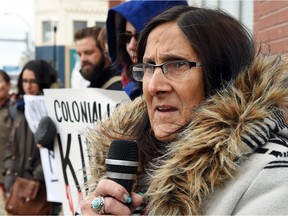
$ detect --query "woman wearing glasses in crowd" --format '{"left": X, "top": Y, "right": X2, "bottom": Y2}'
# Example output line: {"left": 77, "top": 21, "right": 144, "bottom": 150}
{"left": 106, "top": 0, "right": 187, "bottom": 99}
{"left": 80, "top": 5, "right": 288, "bottom": 215}
{"left": 2, "top": 60, "right": 58, "bottom": 214}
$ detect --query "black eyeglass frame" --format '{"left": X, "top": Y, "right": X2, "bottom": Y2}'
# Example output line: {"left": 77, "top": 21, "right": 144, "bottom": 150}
{"left": 132, "top": 60, "right": 202, "bottom": 82}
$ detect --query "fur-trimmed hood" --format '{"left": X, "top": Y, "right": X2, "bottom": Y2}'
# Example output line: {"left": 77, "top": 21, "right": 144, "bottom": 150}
{"left": 85, "top": 54, "right": 288, "bottom": 214}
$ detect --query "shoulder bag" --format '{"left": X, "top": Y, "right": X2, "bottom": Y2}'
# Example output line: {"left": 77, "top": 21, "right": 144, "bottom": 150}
{"left": 5, "top": 177, "right": 52, "bottom": 215}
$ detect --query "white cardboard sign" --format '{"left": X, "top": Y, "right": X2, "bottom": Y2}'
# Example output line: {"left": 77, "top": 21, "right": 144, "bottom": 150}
{"left": 43, "top": 88, "right": 129, "bottom": 215}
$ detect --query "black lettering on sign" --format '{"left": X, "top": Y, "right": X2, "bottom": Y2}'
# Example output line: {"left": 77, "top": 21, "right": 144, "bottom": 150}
{"left": 53, "top": 100, "right": 116, "bottom": 123}
{"left": 57, "top": 133, "right": 81, "bottom": 192}
{"left": 78, "top": 134, "right": 88, "bottom": 194}
{"left": 47, "top": 150, "right": 58, "bottom": 182}
{"left": 72, "top": 101, "right": 80, "bottom": 122}
{"left": 54, "top": 100, "right": 62, "bottom": 122}
{"left": 48, "top": 150, "right": 55, "bottom": 173}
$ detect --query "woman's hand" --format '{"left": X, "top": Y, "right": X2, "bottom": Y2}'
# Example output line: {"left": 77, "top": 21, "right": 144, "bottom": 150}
{"left": 80, "top": 179, "right": 143, "bottom": 215}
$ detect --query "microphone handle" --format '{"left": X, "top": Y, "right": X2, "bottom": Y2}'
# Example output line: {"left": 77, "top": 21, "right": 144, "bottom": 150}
{"left": 107, "top": 177, "right": 134, "bottom": 194}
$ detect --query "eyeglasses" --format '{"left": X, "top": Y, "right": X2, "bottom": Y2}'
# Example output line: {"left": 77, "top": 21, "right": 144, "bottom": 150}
{"left": 22, "top": 79, "right": 37, "bottom": 85}
{"left": 119, "top": 32, "right": 139, "bottom": 44}
{"left": 132, "top": 60, "right": 202, "bottom": 82}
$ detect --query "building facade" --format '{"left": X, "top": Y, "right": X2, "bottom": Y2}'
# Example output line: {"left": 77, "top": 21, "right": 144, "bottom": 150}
{"left": 34, "top": 0, "right": 120, "bottom": 87}
{"left": 35, "top": 0, "right": 110, "bottom": 46}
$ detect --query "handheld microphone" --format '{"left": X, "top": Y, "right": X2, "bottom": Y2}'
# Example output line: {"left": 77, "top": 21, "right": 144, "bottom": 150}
{"left": 105, "top": 140, "right": 139, "bottom": 194}
{"left": 34, "top": 116, "right": 57, "bottom": 151}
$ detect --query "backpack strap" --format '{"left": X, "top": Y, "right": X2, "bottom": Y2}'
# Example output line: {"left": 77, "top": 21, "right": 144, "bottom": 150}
{"left": 101, "top": 76, "right": 122, "bottom": 89}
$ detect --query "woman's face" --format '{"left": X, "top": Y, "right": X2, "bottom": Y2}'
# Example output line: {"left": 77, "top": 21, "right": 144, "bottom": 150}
{"left": 125, "top": 21, "right": 138, "bottom": 64}
{"left": 0, "top": 74, "right": 10, "bottom": 104}
{"left": 22, "top": 69, "right": 40, "bottom": 95}
{"left": 143, "top": 22, "right": 205, "bottom": 142}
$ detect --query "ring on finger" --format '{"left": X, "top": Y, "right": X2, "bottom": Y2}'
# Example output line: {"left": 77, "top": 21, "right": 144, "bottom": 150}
{"left": 90, "top": 195, "right": 105, "bottom": 214}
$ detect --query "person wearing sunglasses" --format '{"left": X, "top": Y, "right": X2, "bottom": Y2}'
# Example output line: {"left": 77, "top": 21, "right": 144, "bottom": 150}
{"left": 106, "top": 0, "right": 188, "bottom": 100}
{"left": 78, "top": 5, "right": 288, "bottom": 216}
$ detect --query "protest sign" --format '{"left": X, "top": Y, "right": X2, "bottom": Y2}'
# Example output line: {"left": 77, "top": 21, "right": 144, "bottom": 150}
{"left": 40, "top": 148, "right": 62, "bottom": 203}
{"left": 23, "top": 95, "right": 62, "bottom": 203}
{"left": 43, "top": 88, "right": 130, "bottom": 215}
{"left": 24, "top": 95, "right": 47, "bottom": 133}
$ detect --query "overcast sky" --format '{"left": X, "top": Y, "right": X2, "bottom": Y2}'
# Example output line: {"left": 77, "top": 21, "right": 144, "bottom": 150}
{"left": 0, "top": 0, "right": 34, "bottom": 70}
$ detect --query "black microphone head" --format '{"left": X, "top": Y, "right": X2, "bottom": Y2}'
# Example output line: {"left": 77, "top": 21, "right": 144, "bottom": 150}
{"left": 34, "top": 116, "right": 57, "bottom": 147}
{"left": 107, "top": 140, "right": 138, "bottom": 161}
{"left": 105, "top": 140, "right": 139, "bottom": 193}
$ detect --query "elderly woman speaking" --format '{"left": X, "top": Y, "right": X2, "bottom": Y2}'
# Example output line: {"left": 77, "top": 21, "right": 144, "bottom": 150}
{"left": 79, "top": 5, "right": 288, "bottom": 215}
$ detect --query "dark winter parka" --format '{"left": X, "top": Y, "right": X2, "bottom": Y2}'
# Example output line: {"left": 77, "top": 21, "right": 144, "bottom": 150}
{"left": 2, "top": 110, "right": 44, "bottom": 192}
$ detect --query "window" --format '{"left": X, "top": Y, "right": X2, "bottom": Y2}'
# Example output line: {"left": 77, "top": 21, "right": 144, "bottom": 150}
{"left": 95, "top": 21, "right": 105, "bottom": 28}
{"left": 73, "top": 21, "right": 87, "bottom": 35}
{"left": 42, "top": 21, "right": 52, "bottom": 43}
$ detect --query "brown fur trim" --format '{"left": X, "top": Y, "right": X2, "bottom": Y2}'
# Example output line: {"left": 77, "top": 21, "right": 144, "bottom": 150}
{"left": 83, "top": 97, "right": 146, "bottom": 193}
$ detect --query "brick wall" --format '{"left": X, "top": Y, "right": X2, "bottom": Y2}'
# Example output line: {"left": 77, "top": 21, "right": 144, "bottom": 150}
{"left": 109, "top": 0, "right": 125, "bottom": 9}
{"left": 254, "top": 1, "right": 288, "bottom": 54}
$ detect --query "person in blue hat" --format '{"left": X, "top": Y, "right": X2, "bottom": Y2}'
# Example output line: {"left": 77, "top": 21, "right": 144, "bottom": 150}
{"left": 106, "top": 0, "right": 188, "bottom": 100}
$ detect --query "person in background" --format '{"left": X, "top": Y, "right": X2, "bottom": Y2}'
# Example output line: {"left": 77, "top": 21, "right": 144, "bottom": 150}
{"left": 74, "top": 26, "right": 122, "bottom": 90}
{"left": 79, "top": 5, "right": 288, "bottom": 215}
{"left": 2, "top": 60, "right": 57, "bottom": 215}
{"left": 39, "top": 26, "right": 123, "bottom": 153}
{"left": 106, "top": 0, "right": 188, "bottom": 99}
{"left": 0, "top": 70, "right": 14, "bottom": 215}
{"left": 98, "top": 26, "right": 109, "bottom": 59}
